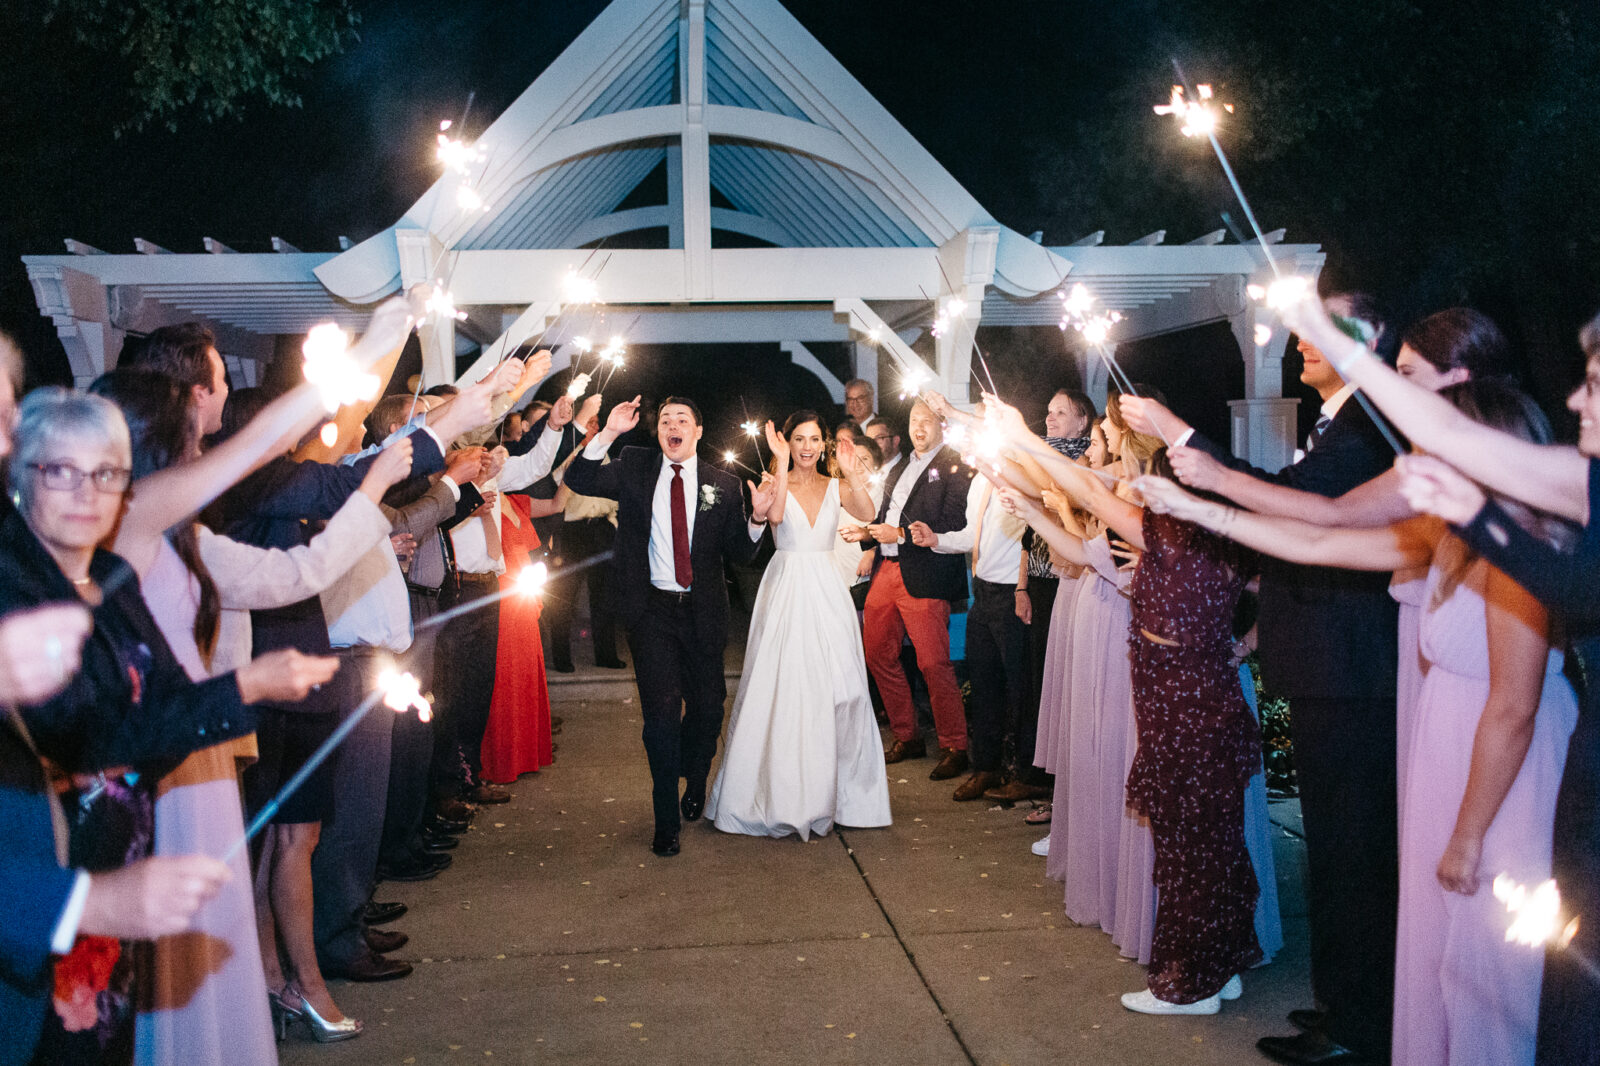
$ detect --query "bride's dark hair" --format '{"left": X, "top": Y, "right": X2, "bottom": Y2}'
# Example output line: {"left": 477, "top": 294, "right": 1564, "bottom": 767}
{"left": 772, "top": 409, "right": 839, "bottom": 477}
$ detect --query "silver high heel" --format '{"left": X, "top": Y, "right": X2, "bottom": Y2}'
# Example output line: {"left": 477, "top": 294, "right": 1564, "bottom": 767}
{"left": 275, "top": 985, "right": 362, "bottom": 1042}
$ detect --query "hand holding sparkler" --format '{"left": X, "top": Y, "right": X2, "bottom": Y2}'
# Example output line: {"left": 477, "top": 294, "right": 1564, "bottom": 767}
{"left": 1133, "top": 475, "right": 1213, "bottom": 525}
{"left": 357, "top": 438, "right": 415, "bottom": 503}
{"left": 505, "top": 350, "right": 552, "bottom": 404}
{"left": 980, "top": 392, "right": 1030, "bottom": 444}
{"left": 1394, "top": 455, "right": 1488, "bottom": 526}
{"left": 547, "top": 394, "right": 576, "bottom": 430}
{"left": 1167, "top": 445, "right": 1226, "bottom": 493}
{"left": 444, "top": 445, "right": 488, "bottom": 486}
{"left": 1437, "top": 830, "right": 1485, "bottom": 896}
{"left": 575, "top": 392, "right": 604, "bottom": 432}
{"left": 235, "top": 649, "right": 340, "bottom": 706}
{"left": 907, "top": 521, "right": 939, "bottom": 548}
{"left": 1118, "top": 396, "right": 1189, "bottom": 445}
{"left": 302, "top": 324, "right": 377, "bottom": 414}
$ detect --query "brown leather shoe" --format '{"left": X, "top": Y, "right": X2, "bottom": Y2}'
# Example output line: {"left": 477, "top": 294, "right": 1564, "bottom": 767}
{"left": 883, "top": 736, "right": 927, "bottom": 763}
{"left": 322, "top": 950, "right": 413, "bottom": 982}
{"left": 466, "top": 784, "right": 511, "bottom": 804}
{"left": 953, "top": 770, "right": 1003, "bottom": 801}
{"left": 436, "top": 798, "right": 476, "bottom": 823}
{"left": 983, "top": 780, "right": 1052, "bottom": 803}
{"left": 363, "top": 927, "right": 408, "bottom": 954}
{"left": 928, "top": 748, "right": 969, "bottom": 781}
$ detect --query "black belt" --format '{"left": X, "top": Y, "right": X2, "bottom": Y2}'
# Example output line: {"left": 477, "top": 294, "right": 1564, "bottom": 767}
{"left": 406, "top": 582, "right": 442, "bottom": 598}
{"left": 457, "top": 572, "right": 499, "bottom": 587}
{"left": 648, "top": 586, "right": 692, "bottom": 604}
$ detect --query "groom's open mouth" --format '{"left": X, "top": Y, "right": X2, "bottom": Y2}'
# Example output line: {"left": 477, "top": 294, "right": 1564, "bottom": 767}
{"left": 666, "top": 433, "right": 685, "bottom": 450}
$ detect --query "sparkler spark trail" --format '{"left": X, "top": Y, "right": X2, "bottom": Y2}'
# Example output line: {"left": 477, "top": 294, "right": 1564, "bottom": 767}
{"left": 1055, "top": 283, "right": 1169, "bottom": 447}
{"left": 301, "top": 324, "right": 378, "bottom": 413}
{"left": 1493, "top": 875, "right": 1598, "bottom": 984}
{"left": 223, "top": 668, "right": 433, "bottom": 862}
{"left": 416, "top": 553, "right": 607, "bottom": 634}
{"left": 722, "top": 450, "right": 760, "bottom": 476}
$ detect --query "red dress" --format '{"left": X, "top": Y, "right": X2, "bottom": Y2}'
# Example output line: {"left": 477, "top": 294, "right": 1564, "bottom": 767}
{"left": 480, "top": 494, "right": 553, "bottom": 782}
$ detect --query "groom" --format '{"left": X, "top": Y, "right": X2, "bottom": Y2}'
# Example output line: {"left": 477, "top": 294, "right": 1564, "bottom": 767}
{"left": 564, "top": 396, "right": 776, "bottom": 856}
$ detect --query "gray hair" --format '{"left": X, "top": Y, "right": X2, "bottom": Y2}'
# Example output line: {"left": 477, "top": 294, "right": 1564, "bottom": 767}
{"left": 844, "top": 378, "right": 875, "bottom": 396}
{"left": 9, "top": 387, "right": 132, "bottom": 509}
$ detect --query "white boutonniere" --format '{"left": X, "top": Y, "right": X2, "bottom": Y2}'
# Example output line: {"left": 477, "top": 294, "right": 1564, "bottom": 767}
{"left": 699, "top": 483, "right": 720, "bottom": 512}
{"left": 927, "top": 467, "right": 940, "bottom": 482}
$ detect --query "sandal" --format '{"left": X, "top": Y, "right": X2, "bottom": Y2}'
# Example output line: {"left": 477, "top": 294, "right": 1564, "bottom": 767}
{"left": 1023, "top": 802, "right": 1052, "bottom": 825}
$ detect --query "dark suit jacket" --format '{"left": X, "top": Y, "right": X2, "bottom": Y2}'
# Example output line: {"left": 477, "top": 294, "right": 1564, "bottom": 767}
{"left": 869, "top": 445, "right": 975, "bottom": 603}
{"left": 1188, "top": 397, "right": 1398, "bottom": 700}
{"left": 563, "top": 447, "right": 757, "bottom": 648}
{"left": 0, "top": 714, "right": 74, "bottom": 1066}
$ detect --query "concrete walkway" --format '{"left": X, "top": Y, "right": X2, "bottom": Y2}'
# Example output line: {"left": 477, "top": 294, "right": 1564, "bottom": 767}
{"left": 282, "top": 685, "right": 1310, "bottom": 1066}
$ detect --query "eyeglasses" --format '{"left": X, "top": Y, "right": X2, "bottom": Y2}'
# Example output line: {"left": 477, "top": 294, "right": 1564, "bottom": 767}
{"left": 29, "top": 461, "right": 131, "bottom": 494}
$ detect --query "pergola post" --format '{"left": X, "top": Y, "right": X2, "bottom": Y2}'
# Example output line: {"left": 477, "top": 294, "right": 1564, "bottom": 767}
{"left": 936, "top": 228, "right": 998, "bottom": 401}
{"left": 1225, "top": 269, "right": 1300, "bottom": 472}
{"left": 397, "top": 229, "right": 456, "bottom": 387}
{"left": 25, "top": 264, "right": 124, "bottom": 387}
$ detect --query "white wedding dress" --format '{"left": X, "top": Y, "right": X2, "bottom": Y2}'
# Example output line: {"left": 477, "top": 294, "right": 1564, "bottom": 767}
{"left": 708, "top": 479, "right": 892, "bottom": 839}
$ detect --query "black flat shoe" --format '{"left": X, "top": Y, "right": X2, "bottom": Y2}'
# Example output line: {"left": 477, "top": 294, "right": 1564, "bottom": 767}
{"left": 651, "top": 830, "right": 680, "bottom": 857}
{"left": 1256, "top": 1031, "right": 1362, "bottom": 1065}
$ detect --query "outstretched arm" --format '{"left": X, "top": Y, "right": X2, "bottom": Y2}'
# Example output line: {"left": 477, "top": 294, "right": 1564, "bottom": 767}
{"left": 1277, "top": 291, "right": 1589, "bottom": 524}
{"left": 995, "top": 482, "right": 1089, "bottom": 567}
{"left": 1135, "top": 475, "right": 1437, "bottom": 572}
{"left": 1172, "top": 448, "right": 1413, "bottom": 528}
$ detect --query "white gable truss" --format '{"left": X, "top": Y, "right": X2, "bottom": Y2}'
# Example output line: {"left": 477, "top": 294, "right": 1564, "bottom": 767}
{"left": 23, "top": 0, "right": 1323, "bottom": 470}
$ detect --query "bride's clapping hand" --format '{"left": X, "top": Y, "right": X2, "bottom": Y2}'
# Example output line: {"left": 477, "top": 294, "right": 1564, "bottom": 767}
{"left": 1395, "top": 454, "right": 1487, "bottom": 525}
{"left": 764, "top": 420, "right": 790, "bottom": 465}
{"left": 748, "top": 472, "right": 779, "bottom": 519}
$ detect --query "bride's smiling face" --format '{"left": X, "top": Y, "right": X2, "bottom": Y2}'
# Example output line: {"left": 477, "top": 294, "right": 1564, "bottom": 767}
{"left": 789, "top": 421, "right": 825, "bottom": 472}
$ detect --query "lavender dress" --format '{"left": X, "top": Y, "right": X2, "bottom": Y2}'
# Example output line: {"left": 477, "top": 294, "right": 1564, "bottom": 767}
{"left": 1392, "top": 545, "right": 1575, "bottom": 1066}
{"left": 1033, "top": 565, "right": 1085, "bottom": 777}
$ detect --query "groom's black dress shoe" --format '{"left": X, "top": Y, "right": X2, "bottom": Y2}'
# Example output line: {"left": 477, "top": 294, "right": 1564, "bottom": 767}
{"left": 680, "top": 785, "right": 705, "bottom": 822}
{"left": 1256, "top": 1031, "right": 1362, "bottom": 1065}
{"left": 651, "top": 830, "right": 680, "bottom": 857}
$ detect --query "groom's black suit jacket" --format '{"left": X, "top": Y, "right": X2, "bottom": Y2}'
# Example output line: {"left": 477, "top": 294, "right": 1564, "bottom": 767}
{"left": 563, "top": 446, "right": 758, "bottom": 648}
{"left": 869, "top": 445, "right": 975, "bottom": 604}
{"left": 1187, "top": 398, "right": 1398, "bottom": 701}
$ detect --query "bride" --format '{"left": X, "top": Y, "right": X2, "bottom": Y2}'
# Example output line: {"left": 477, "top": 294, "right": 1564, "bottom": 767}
{"left": 708, "top": 411, "right": 892, "bottom": 839}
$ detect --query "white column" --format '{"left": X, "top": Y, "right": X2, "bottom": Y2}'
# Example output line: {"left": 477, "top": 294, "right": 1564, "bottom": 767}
{"left": 934, "top": 228, "right": 997, "bottom": 401}
{"left": 1226, "top": 272, "right": 1298, "bottom": 471}
{"left": 850, "top": 340, "right": 878, "bottom": 401}
{"left": 25, "top": 264, "right": 124, "bottom": 387}
{"left": 679, "top": 0, "right": 712, "bottom": 299}
{"left": 396, "top": 229, "right": 455, "bottom": 387}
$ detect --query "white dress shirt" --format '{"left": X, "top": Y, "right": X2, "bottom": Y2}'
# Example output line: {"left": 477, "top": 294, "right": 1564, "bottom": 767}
{"left": 879, "top": 448, "right": 939, "bottom": 558}
{"left": 322, "top": 538, "right": 413, "bottom": 653}
{"left": 647, "top": 454, "right": 699, "bottom": 592}
{"left": 496, "top": 422, "right": 566, "bottom": 492}
{"left": 933, "top": 478, "right": 1028, "bottom": 585}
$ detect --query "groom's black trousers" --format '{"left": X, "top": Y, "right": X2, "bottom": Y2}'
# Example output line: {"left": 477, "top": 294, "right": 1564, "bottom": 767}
{"left": 628, "top": 589, "right": 728, "bottom": 833}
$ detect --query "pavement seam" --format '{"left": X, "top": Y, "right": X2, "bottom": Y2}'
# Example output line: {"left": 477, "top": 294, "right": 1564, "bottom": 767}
{"left": 837, "top": 827, "right": 981, "bottom": 1066}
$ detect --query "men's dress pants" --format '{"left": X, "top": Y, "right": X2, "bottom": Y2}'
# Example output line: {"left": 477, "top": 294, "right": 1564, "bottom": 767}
{"left": 1020, "top": 576, "right": 1058, "bottom": 784}
{"left": 863, "top": 560, "right": 967, "bottom": 752}
{"left": 627, "top": 590, "right": 727, "bottom": 834}
{"left": 1291, "top": 694, "right": 1399, "bottom": 1062}
{"left": 546, "top": 517, "right": 619, "bottom": 667}
{"left": 313, "top": 647, "right": 393, "bottom": 968}
{"left": 381, "top": 587, "right": 439, "bottom": 865}
{"left": 964, "top": 578, "right": 1029, "bottom": 774}
{"left": 433, "top": 573, "right": 501, "bottom": 784}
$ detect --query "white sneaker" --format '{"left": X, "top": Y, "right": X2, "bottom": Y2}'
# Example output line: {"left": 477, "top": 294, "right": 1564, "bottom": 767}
{"left": 1031, "top": 835, "right": 1050, "bottom": 857}
{"left": 1120, "top": 989, "right": 1221, "bottom": 1015}
{"left": 1219, "top": 974, "right": 1242, "bottom": 1000}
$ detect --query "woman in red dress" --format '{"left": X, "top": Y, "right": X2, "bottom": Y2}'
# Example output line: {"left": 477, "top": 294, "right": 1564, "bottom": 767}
{"left": 480, "top": 491, "right": 558, "bottom": 782}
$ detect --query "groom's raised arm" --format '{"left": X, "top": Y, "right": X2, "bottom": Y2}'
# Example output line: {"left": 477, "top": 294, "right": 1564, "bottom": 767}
{"left": 562, "top": 435, "right": 621, "bottom": 500}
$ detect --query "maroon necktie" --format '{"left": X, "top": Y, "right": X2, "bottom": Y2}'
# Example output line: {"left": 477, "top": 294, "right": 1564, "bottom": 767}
{"left": 670, "top": 463, "right": 693, "bottom": 588}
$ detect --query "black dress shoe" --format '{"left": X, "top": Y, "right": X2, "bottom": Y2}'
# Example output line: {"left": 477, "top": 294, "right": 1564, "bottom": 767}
{"left": 377, "top": 854, "right": 448, "bottom": 883}
{"left": 466, "top": 784, "right": 512, "bottom": 804}
{"left": 680, "top": 784, "right": 705, "bottom": 822}
{"left": 651, "top": 830, "right": 680, "bottom": 856}
{"left": 420, "top": 830, "right": 458, "bottom": 851}
{"left": 428, "top": 814, "right": 470, "bottom": 835}
{"left": 1288, "top": 1008, "right": 1328, "bottom": 1034}
{"left": 363, "top": 901, "right": 407, "bottom": 925}
{"left": 363, "top": 927, "right": 409, "bottom": 953}
{"left": 409, "top": 848, "right": 452, "bottom": 871}
{"left": 323, "top": 951, "right": 413, "bottom": 982}
{"left": 595, "top": 657, "right": 627, "bottom": 669}
{"left": 1256, "top": 1031, "right": 1362, "bottom": 1065}
{"left": 549, "top": 658, "right": 575, "bottom": 674}
{"left": 550, "top": 716, "right": 564, "bottom": 728}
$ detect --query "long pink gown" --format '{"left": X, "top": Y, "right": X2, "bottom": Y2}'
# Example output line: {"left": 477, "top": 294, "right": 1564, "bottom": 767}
{"left": 1392, "top": 545, "right": 1576, "bottom": 1066}
{"left": 1033, "top": 565, "right": 1084, "bottom": 778}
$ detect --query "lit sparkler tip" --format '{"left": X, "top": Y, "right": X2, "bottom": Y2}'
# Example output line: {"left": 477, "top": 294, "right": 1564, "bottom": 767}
{"left": 723, "top": 450, "right": 736, "bottom": 462}
{"left": 1246, "top": 283, "right": 1266, "bottom": 302}
{"left": 1493, "top": 875, "right": 1567, "bottom": 948}
{"left": 573, "top": 336, "right": 594, "bottom": 353}
{"left": 377, "top": 668, "right": 431, "bottom": 721}
{"left": 1264, "top": 275, "right": 1313, "bottom": 310}
{"left": 319, "top": 423, "right": 339, "bottom": 448}
{"left": 741, "top": 420, "right": 762, "bottom": 438}
{"left": 867, "top": 326, "right": 882, "bottom": 344}
{"left": 562, "top": 270, "right": 602, "bottom": 306}
{"left": 302, "top": 323, "right": 379, "bottom": 413}
{"left": 1154, "top": 83, "right": 1224, "bottom": 139}
{"left": 422, "top": 283, "right": 467, "bottom": 324}
{"left": 1253, "top": 323, "right": 1273, "bottom": 347}
{"left": 515, "top": 562, "right": 549, "bottom": 598}
{"left": 455, "top": 185, "right": 486, "bottom": 212}
{"left": 945, "top": 296, "right": 967, "bottom": 318}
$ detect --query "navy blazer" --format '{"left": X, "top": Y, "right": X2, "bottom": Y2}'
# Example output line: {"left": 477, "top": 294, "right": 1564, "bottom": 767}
{"left": 1187, "top": 398, "right": 1398, "bottom": 700}
{"left": 0, "top": 714, "right": 74, "bottom": 1066}
{"left": 563, "top": 447, "right": 757, "bottom": 648}
{"left": 869, "top": 445, "right": 975, "bottom": 603}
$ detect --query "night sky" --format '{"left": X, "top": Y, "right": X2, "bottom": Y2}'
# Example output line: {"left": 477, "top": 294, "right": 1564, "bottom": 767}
{"left": 4, "top": 0, "right": 1593, "bottom": 445}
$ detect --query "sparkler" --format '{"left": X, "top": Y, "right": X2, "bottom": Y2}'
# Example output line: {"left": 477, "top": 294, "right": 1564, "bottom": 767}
{"left": 597, "top": 335, "right": 627, "bottom": 391}
{"left": 416, "top": 556, "right": 570, "bottom": 634}
{"left": 1055, "top": 283, "right": 1170, "bottom": 446}
{"left": 1493, "top": 875, "right": 1598, "bottom": 984}
{"left": 565, "top": 372, "right": 592, "bottom": 401}
{"left": 301, "top": 324, "right": 379, "bottom": 414}
{"left": 722, "top": 449, "right": 760, "bottom": 476}
{"left": 741, "top": 419, "right": 767, "bottom": 468}
{"left": 223, "top": 668, "right": 432, "bottom": 862}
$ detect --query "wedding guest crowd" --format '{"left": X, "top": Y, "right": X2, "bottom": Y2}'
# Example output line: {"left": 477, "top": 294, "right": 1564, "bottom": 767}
{"left": 8, "top": 272, "right": 1600, "bottom": 1066}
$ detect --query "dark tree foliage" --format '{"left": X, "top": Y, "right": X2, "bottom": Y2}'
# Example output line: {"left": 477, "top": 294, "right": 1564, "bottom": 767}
{"left": 41, "top": 0, "right": 359, "bottom": 133}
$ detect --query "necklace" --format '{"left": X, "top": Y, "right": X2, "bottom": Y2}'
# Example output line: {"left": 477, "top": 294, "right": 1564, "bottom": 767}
{"left": 70, "top": 575, "right": 94, "bottom": 588}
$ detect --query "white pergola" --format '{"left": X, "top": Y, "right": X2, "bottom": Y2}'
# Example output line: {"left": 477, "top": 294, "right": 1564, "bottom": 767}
{"left": 24, "top": 0, "right": 1322, "bottom": 470}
